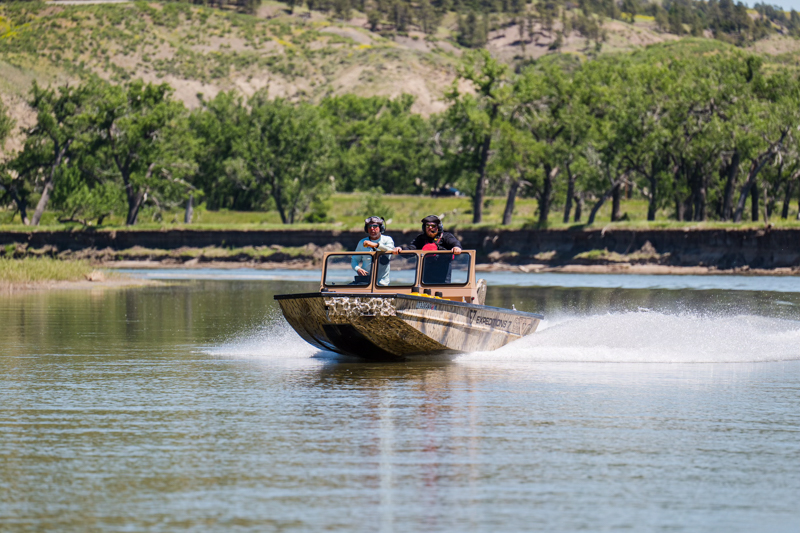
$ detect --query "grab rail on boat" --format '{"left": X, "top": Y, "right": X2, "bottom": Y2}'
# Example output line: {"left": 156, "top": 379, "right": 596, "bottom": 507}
{"left": 319, "top": 250, "right": 480, "bottom": 303}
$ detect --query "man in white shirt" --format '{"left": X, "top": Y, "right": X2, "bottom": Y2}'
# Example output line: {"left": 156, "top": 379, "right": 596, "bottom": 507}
{"left": 352, "top": 216, "right": 394, "bottom": 286}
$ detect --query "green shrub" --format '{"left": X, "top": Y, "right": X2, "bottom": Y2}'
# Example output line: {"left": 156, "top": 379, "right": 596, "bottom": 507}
{"left": 360, "top": 187, "right": 394, "bottom": 220}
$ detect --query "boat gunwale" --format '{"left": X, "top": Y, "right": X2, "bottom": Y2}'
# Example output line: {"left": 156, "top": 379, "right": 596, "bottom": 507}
{"left": 273, "top": 292, "right": 544, "bottom": 320}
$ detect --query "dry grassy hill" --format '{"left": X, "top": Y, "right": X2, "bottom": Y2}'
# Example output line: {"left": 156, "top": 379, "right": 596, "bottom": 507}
{"left": 0, "top": 0, "right": 797, "bottom": 155}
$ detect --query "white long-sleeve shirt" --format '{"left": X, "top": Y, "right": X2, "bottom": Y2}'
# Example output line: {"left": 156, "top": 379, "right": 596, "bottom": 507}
{"left": 351, "top": 235, "right": 395, "bottom": 286}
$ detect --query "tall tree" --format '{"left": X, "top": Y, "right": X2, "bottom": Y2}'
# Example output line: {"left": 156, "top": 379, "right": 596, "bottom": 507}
{"left": 19, "top": 82, "right": 97, "bottom": 226}
{"left": 0, "top": 99, "right": 25, "bottom": 223}
{"left": 444, "top": 50, "right": 511, "bottom": 224}
{"left": 235, "top": 93, "right": 333, "bottom": 224}
{"left": 615, "top": 61, "right": 674, "bottom": 221}
{"left": 191, "top": 91, "right": 250, "bottom": 210}
{"left": 660, "top": 55, "right": 742, "bottom": 222}
{"left": 575, "top": 58, "right": 636, "bottom": 225}
{"left": 491, "top": 121, "right": 540, "bottom": 226}
{"left": 731, "top": 69, "right": 799, "bottom": 222}
{"left": 95, "top": 81, "right": 196, "bottom": 225}
{"left": 320, "top": 94, "right": 436, "bottom": 194}
{"left": 513, "top": 61, "right": 590, "bottom": 227}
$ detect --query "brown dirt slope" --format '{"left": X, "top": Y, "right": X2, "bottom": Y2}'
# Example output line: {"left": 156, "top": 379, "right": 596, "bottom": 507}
{"left": 0, "top": 2, "right": 794, "bottom": 157}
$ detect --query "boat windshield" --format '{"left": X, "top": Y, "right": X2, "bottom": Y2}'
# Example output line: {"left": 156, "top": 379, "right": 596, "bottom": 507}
{"left": 323, "top": 253, "right": 373, "bottom": 287}
{"left": 381, "top": 253, "right": 418, "bottom": 287}
{"left": 421, "top": 252, "right": 471, "bottom": 285}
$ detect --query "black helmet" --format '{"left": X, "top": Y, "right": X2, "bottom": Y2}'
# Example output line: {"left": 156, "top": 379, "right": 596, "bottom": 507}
{"left": 364, "top": 216, "right": 385, "bottom": 233}
{"left": 421, "top": 215, "right": 442, "bottom": 234}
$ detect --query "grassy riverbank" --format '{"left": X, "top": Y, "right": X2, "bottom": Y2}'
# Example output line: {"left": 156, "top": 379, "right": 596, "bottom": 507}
{"left": 0, "top": 257, "right": 94, "bottom": 283}
{"left": 0, "top": 257, "right": 160, "bottom": 291}
{"left": 0, "top": 193, "right": 541, "bottom": 230}
{"left": 2, "top": 193, "right": 799, "bottom": 232}
{"left": 0, "top": 257, "right": 118, "bottom": 291}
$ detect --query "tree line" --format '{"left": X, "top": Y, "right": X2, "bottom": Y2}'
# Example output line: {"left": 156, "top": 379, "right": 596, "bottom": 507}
{"left": 1, "top": 43, "right": 799, "bottom": 227}
{"left": 0, "top": 81, "right": 442, "bottom": 226}
{"left": 275, "top": 0, "right": 800, "bottom": 49}
{"left": 6, "top": 0, "right": 791, "bottom": 47}
{"left": 281, "top": 0, "right": 799, "bottom": 49}
{"left": 447, "top": 45, "right": 800, "bottom": 226}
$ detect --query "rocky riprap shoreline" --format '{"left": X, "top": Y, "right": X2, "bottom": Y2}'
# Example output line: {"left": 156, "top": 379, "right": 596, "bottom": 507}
{"left": 1, "top": 227, "right": 799, "bottom": 273}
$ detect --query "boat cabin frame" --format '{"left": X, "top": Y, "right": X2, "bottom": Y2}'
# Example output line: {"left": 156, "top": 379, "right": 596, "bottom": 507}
{"left": 320, "top": 250, "right": 480, "bottom": 303}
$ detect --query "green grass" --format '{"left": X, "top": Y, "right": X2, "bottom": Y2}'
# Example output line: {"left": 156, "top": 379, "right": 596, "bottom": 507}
{"left": 108, "top": 245, "right": 315, "bottom": 260}
{"left": 2, "top": 192, "right": 799, "bottom": 232}
{"left": 0, "top": 257, "right": 95, "bottom": 283}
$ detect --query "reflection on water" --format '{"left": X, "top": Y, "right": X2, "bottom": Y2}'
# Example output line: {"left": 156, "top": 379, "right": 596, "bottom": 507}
{"left": 1, "top": 276, "right": 800, "bottom": 532}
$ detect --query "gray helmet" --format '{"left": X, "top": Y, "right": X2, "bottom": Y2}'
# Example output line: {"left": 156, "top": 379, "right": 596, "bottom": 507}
{"left": 364, "top": 216, "right": 385, "bottom": 233}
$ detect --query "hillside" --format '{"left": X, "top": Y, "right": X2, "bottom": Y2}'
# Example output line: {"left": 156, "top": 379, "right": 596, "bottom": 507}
{"left": 0, "top": 0, "right": 462, "bottom": 154}
{"left": 2, "top": 0, "right": 800, "bottom": 181}
{"left": 4, "top": 0, "right": 784, "bottom": 154}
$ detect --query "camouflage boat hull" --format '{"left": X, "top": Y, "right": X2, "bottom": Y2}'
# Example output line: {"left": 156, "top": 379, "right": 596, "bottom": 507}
{"left": 274, "top": 293, "right": 543, "bottom": 360}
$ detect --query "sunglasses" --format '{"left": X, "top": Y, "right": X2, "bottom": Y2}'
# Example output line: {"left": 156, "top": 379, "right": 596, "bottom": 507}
{"left": 367, "top": 224, "right": 381, "bottom": 229}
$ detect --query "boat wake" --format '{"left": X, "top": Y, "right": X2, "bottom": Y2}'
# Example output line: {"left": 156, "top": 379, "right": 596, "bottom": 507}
{"left": 206, "top": 310, "right": 800, "bottom": 364}
{"left": 459, "top": 311, "right": 800, "bottom": 363}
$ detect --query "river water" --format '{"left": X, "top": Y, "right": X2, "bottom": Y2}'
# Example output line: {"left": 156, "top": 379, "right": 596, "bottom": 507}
{"left": 2, "top": 271, "right": 799, "bottom": 532}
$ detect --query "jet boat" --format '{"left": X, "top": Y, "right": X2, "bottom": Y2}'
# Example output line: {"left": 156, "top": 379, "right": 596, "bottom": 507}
{"left": 274, "top": 250, "right": 543, "bottom": 360}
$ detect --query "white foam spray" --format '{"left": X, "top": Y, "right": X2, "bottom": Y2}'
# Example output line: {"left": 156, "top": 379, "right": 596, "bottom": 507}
{"left": 458, "top": 311, "right": 800, "bottom": 363}
{"left": 206, "top": 309, "right": 800, "bottom": 364}
{"left": 203, "top": 310, "right": 334, "bottom": 360}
